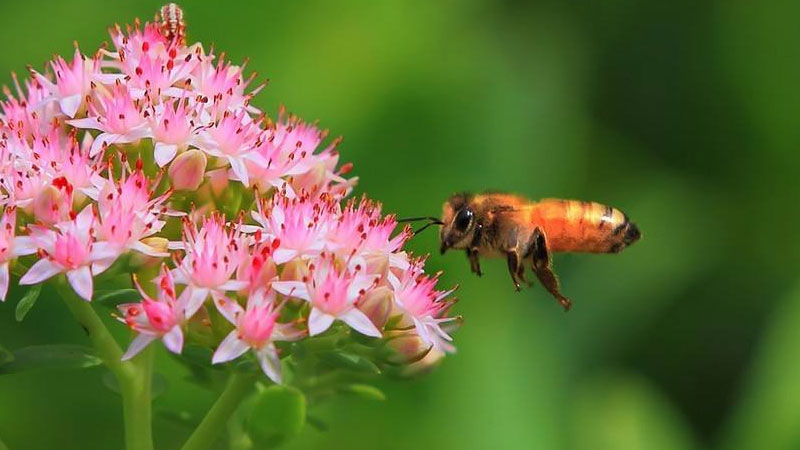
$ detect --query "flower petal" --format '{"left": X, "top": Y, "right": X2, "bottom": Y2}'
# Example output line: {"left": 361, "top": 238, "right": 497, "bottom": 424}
{"left": 67, "top": 266, "right": 94, "bottom": 301}
{"left": 256, "top": 345, "right": 282, "bottom": 384}
{"left": 162, "top": 326, "right": 184, "bottom": 354}
{"left": 211, "top": 292, "right": 243, "bottom": 324}
{"left": 228, "top": 156, "right": 250, "bottom": 186}
{"left": 212, "top": 331, "right": 250, "bottom": 364}
{"left": 308, "top": 308, "right": 335, "bottom": 336}
{"left": 0, "top": 262, "right": 8, "bottom": 301}
{"left": 271, "top": 281, "right": 309, "bottom": 301}
{"left": 122, "top": 334, "right": 157, "bottom": 361}
{"left": 218, "top": 280, "right": 249, "bottom": 292}
{"left": 154, "top": 143, "right": 179, "bottom": 167}
{"left": 59, "top": 94, "right": 82, "bottom": 118}
{"left": 272, "top": 249, "right": 298, "bottom": 265}
{"left": 91, "top": 241, "right": 122, "bottom": 261}
{"left": 12, "top": 236, "right": 38, "bottom": 256}
{"left": 181, "top": 287, "right": 209, "bottom": 317}
{"left": 19, "top": 259, "right": 61, "bottom": 285}
{"left": 340, "top": 308, "right": 382, "bottom": 337}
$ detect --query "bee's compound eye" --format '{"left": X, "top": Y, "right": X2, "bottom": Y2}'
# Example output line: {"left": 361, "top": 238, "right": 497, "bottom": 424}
{"left": 454, "top": 208, "right": 473, "bottom": 232}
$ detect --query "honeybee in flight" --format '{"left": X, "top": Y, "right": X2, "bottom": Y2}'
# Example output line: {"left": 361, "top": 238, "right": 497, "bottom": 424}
{"left": 403, "top": 192, "right": 641, "bottom": 311}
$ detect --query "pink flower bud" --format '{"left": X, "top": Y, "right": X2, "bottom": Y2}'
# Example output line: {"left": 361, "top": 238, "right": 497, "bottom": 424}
{"left": 168, "top": 149, "right": 207, "bottom": 190}
{"left": 32, "top": 184, "right": 71, "bottom": 225}
{"left": 383, "top": 331, "right": 432, "bottom": 365}
{"left": 207, "top": 167, "right": 229, "bottom": 197}
{"left": 280, "top": 258, "right": 309, "bottom": 282}
{"left": 358, "top": 286, "right": 392, "bottom": 330}
{"left": 399, "top": 348, "right": 445, "bottom": 377}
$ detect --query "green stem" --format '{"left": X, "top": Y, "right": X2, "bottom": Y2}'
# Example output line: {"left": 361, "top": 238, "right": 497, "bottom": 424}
{"left": 0, "top": 435, "right": 9, "bottom": 450}
{"left": 57, "top": 278, "right": 153, "bottom": 450}
{"left": 121, "top": 346, "right": 154, "bottom": 450}
{"left": 181, "top": 373, "right": 256, "bottom": 450}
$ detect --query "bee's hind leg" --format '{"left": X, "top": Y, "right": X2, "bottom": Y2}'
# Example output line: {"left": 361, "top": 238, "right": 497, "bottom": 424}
{"left": 506, "top": 250, "right": 523, "bottom": 291}
{"left": 529, "top": 228, "right": 572, "bottom": 311}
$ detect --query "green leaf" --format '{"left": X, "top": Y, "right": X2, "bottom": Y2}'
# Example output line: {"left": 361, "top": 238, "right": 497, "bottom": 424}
{"left": 305, "top": 415, "right": 328, "bottom": 432}
{"left": 338, "top": 383, "right": 386, "bottom": 401}
{"left": 0, "top": 345, "right": 101, "bottom": 374}
{"left": 571, "top": 372, "right": 699, "bottom": 450}
{"left": 102, "top": 370, "right": 169, "bottom": 399}
{"left": 94, "top": 288, "right": 140, "bottom": 305}
{"left": 247, "top": 385, "right": 306, "bottom": 447}
{"left": 178, "top": 344, "right": 215, "bottom": 367}
{"left": 0, "top": 344, "right": 13, "bottom": 367}
{"left": 317, "top": 352, "right": 380, "bottom": 374}
{"left": 720, "top": 283, "right": 800, "bottom": 450}
{"left": 14, "top": 284, "right": 41, "bottom": 322}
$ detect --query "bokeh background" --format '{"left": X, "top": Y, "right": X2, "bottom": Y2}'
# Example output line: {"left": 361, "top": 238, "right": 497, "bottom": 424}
{"left": 0, "top": 1, "right": 798, "bottom": 449}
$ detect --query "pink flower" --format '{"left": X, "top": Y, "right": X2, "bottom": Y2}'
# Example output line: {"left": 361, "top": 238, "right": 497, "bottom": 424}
{"left": 0, "top": 208, "right": 37, "bottom": 300}
{"left": 101, "top": 22, "right": 200, "bottom": 98}
{"left": 195, "top": 109, "right": 263, "bottom": 186}
{"left": 235, "top": 238, "right": 278, "bottom": 293}
{"left": 118, "top": 265, "right": 186, "bottom": 359}
{"left": 94, "top": 163, "right": 170, "bottom": 272}
{"left": 147, "top": 99, "right": 199, "bottom": 167}
{"left": 190, "top": 57, "right": 262, "bottom": 116}
{"left": 19, "top": 206, "right": 116, "bottom": 300}
{"left": 273, "top": 256, "right": 380, "bottom": 337}
{"left": 1, "top": 75, "right": 55, "bottom": 137}
{"left": 390, "top": 262, "right": 457, "bottom": 352}
{"left": 172, "top": 214, "right": 249, "bottom": 316}
{"left": 31, "top": 47, "right": 100, "bottom": 118}
{"left": 212, "top": 289, "right": 299, "bottom": 383}
{"left": 247, "top": 117, "right": 327, "bottom": 195}
{"left": 31, "top": 177, "right": 74, "bottom": 225}
{"left": 250, "top": 193, "right": 333, "bottom": 264}
{"left": 327, "top": 197, "right": 411, "bottom": 279}
{"left": 68, "top": 82, "right": 149, "bottom": 156}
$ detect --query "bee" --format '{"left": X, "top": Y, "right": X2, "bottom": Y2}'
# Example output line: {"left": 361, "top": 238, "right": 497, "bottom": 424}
{"left": 159, "top": 3, "right": 186, "bottom": 45}
{"left": 407, "top": 192, "right": 641, "bottom": 311}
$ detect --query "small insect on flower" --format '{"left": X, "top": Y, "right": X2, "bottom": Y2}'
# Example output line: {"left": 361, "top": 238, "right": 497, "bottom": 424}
{"left": 159, "top": 3, "right": 186, "bottom": 45}
{"left": 401, "top": 192, "right": 642, "bottom": 311}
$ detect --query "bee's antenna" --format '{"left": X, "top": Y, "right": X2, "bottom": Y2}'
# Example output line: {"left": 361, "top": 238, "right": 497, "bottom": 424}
{"left": 397, "top": 216, "right": 444, "bottom": 236}
{"left": 413, "top": 220, "right": 443, "bottom": 236}
{"left": 397, "top": 216, "right": 442, "bottom": 223}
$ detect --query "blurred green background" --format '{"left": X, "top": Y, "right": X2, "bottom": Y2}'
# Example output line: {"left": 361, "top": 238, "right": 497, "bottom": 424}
{"left": 1, "top": 0, "right": 799, "bottom": 449}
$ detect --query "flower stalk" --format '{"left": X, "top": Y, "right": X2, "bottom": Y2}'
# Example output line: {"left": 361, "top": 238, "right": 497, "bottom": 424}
{"left": 58, "top": 278, "right": 154, "bottom": 450}
{"left": 180, "top": 373, "right": 257, "bottom": 450}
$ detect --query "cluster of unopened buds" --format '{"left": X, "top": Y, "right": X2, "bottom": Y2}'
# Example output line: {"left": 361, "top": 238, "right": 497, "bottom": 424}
{"left": 0, "top": 8, "right": 458, "bottom": 385}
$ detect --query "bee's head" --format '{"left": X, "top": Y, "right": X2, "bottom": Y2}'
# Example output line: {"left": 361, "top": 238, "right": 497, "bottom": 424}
{"left": 440, "top": 192, "right": 477, "bottom": 254}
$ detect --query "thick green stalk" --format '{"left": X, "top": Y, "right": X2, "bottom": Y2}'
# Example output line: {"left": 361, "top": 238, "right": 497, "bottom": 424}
{"left": 180, "top": 373, "right": 256, "bottom": 450}
{"left": 57, "top": 279, "right": 154, "bottom": 450}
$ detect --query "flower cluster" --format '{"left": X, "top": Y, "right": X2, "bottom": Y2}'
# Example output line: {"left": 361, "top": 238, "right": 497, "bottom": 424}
{"left": 0, "top": 10, "right": 457, "bottom": 383}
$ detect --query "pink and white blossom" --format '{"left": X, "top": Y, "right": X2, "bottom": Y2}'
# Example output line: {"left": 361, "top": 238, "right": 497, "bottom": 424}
{"left": 390, "top": 262, "right": 457, "bottom": 352}
{"left": 212, "top": 289, "right": 300, "bottom": 383}
{"left": 118, "top": 265, "right": 187, "bottom": 359}
{"left": 0, "top": 208, "right": 37, "bottom": 300}
{"left": 171, "top": 214, "right": 249, "bottom": 316}
{"left": 19, "top": 206, "right": 116, "bottom": 301}
{"left": 273, "top": 256, "right": 381, "bottom": 337}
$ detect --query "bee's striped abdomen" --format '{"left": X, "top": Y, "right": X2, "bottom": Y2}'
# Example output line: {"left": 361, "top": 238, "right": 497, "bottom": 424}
{"left": 530, "top": 199, "right": 640, "bottom": 253}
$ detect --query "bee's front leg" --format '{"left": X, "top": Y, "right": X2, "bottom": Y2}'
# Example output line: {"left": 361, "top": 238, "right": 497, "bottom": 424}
{"left": 506, "top": 250, "right": 522, "bottom": 291}
{"left": 466, "top": 248, "right": 482, "bottom": 276}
